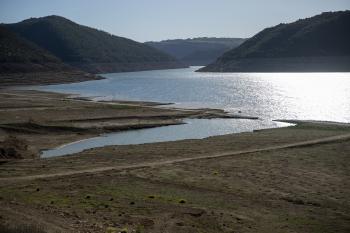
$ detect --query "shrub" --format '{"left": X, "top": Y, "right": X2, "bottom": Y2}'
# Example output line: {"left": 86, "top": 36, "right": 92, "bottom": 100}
{"left": 0, "top": 135, "right": 29, "bottom": 159}
{"left": 178, "top": 199, "right": 186, "bottom": 204}
{"left": 106, "top": 227, "right": 118, "bottom": 233}
{"left": 119, "top": 228, "right": 128, "bottom": 233}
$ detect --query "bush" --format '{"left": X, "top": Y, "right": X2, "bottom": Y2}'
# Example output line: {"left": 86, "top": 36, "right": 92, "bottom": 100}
{"left": 178, "top": 199, "right": 186, "bottom": 204}
{"left": 106, "top": 227, "right": 118, "bottom": 233}
{"left": 0, "top": 135, "right": 32, "bottom": 159}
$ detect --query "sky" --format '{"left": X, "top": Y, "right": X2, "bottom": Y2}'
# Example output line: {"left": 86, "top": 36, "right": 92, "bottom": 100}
{"left": 0, "top": 0, "right": 349, "bottom": 42}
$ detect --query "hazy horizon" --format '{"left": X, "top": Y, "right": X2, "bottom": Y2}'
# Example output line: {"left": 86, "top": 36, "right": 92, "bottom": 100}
{"left": 1, "top": 0, "right": 349, "bottom": 42}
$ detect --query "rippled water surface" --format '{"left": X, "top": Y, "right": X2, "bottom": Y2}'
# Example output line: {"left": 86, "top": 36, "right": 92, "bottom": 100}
{"left": 36, "top": 67, "right": 350, "bottom": 156}
{"left": 39, "top": 67, "right": 350, "bottom": 122}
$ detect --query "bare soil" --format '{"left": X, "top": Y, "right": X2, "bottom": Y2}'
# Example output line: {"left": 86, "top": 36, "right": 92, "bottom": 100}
{"left": 0, "top": 71, "right": 102, "bottom": 87}
{"left": 0, "top": 89, "right": 236, "bottom": 159}
{"left": 0, "top": 89, "right": 349, "bottom": 233}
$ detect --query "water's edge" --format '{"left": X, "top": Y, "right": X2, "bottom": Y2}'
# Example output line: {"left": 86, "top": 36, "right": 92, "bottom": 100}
{"left": 41, "top": 118, "right": 294, "bottom": 158}
{"left": 34, "top": 67, "right": 350, "bottom": 157}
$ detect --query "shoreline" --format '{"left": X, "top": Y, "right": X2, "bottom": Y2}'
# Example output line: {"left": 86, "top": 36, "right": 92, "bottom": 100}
{"left": 41, "top": 118, "right": 292, "bottom": 158}
{"left": 1, "top": 80, "right": 350, "bottom": 233}
{"left": 0, "top": 88, "right": 259, "bottom": 160}
{"left": 1, "top": 116, "right": 349, "bottom": 232}
{"left": 275, "top": 119, "right": 350, "bottom": 126}
{"left": 0, "top": 71, "right": 105, "bottom": 87}
{"left": 2, "top": 86, "right": 349, "bottom": 160}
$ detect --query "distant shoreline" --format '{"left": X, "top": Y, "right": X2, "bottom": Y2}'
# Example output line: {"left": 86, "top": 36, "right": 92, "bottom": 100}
{"left": 0, "top": 88, "right": 258, "bottom": 160}
{"left": 0, "top": 65, "right": 190, "bottom": 87}
{"left": 198, "top": 56, "right": 350, "bottom": 73}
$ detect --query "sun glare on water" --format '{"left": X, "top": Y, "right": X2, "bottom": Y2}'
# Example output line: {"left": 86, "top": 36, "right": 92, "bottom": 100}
{"left": 258, "top": 73, "right": 350, "bottom": 122}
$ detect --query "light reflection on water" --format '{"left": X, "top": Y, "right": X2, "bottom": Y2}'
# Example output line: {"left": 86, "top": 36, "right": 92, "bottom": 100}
{"left": 34, "top": 67, "right": 350, "bottom": 157}
{"left": 39, "top": 67, "right": 350, "bottom": 123}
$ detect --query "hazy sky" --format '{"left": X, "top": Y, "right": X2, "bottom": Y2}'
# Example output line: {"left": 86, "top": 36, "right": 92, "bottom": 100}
{"left": 1, "top": 0, "right": 349, "bottom": 42}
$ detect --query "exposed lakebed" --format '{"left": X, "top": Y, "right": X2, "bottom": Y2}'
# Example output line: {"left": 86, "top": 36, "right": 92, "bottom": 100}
{"left": 41, "top": 119, "right": 292, "bottom": 157}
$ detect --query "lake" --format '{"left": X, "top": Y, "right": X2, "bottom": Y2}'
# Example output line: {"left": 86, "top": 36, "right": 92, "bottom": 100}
{"left": 39, "top": 67, "right": 350, "bottom": 122}
{"left": 36, "top": 67, "right": 350, "bottom": 157}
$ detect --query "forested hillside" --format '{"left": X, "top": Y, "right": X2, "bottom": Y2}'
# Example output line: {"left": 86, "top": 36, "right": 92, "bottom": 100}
{"left": 0, "top": 25, "right": 69, "bottom": 73}
{"left": 199, "top": 11, "right": 350, "bottom": 72}
{"left": 146, "top": 37, "right": 246, "bottom": 65}
{"left": 5, "top": 16, "right": 185, "bottom": 73}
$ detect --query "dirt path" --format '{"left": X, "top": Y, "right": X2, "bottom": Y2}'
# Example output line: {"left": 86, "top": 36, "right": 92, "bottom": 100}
{"left": 1, "top": 133, "right": 350, "bottom": 183}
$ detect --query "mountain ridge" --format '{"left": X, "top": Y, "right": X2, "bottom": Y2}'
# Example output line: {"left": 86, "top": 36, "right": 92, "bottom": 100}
{"left": 145, "top": 37, "right": 246, "bottom": 66}
{"left": 199, "top": 11, "right": 350, "bottom": 72}
{"left": 4, "top": 15, "right": 186, "bottom": 73}
{"left": 0, "top": 24, "right": 73, "bottom": 73}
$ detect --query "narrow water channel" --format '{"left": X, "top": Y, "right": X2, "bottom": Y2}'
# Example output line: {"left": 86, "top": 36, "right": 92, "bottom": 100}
{"left": 41, "top": 119, "right": 293, "bottom": 158}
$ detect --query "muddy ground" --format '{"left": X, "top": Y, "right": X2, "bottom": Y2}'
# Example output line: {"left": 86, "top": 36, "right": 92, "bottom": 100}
{"left": 0, "top": 90, "right": 349, "bottom": 233}
{"left": 0, "top": 89, "right": 236, "bottom": 159}
{"left": 0, "top": 71, "right": 102, "bottom": 87}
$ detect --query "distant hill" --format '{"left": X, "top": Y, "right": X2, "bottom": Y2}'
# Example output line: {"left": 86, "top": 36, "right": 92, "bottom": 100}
{"left": 199, "top": 11, "right": 350, "bottom": 72}
{"left": 4, "top": 15, "right": 185, "bottom": 73}
{"left": 0, "top": 25, "right": 70, "bottom": 73}
{"left": 145, "top": 37, "right": 246, "bottom": 66}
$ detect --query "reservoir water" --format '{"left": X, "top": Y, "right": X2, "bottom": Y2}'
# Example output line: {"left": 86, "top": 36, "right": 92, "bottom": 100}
{"left": 36, "top": 67, "right": 350, "bottom": 157}
{"left": 39, "top": 67, "right": 350, "bottom": 122}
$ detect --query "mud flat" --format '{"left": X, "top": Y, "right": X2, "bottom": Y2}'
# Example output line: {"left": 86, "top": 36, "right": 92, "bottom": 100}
{"left": 0, "top": 89, "right": 253, "bottom": 159}
{"left": 1, "top": 87, "right": 349, "bottom": 233}
{"left": 0, "top": 71, "right": 103, "bottom": 87}
{"left": 0, "top": 97, "right": 350, "bottom": 233}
